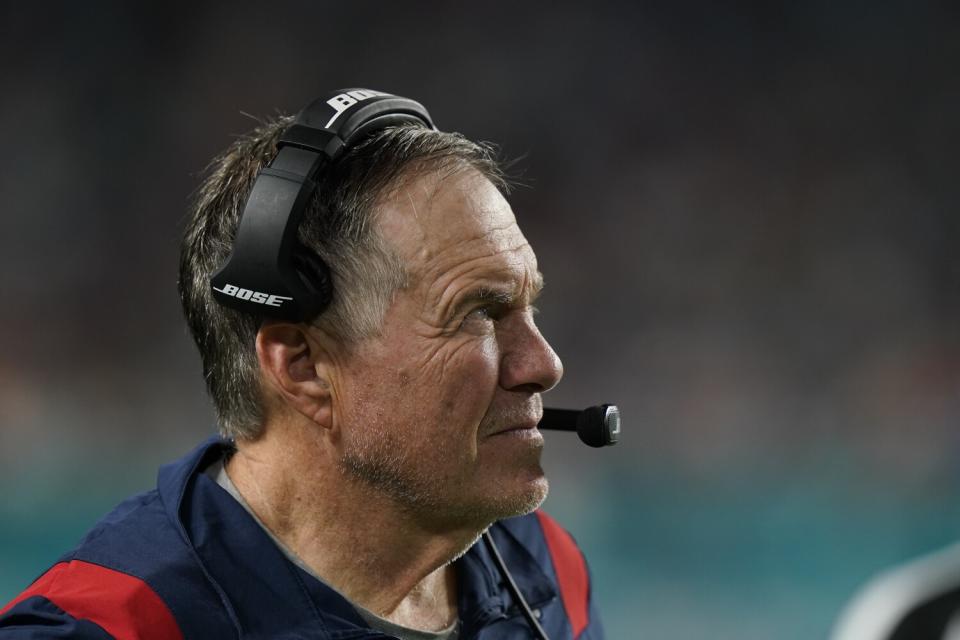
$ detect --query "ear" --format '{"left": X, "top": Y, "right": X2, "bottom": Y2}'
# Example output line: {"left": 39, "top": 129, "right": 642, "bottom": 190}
{"left": 255, "top": 323, "right": 333, "bottom": 429}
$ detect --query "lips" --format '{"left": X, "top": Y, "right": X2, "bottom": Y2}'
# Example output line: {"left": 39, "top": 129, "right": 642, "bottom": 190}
{"left": 481, "top": 400, "right": 543, "bottom": 439}
{"left": 494, "top": 422, "right": 537, "bottom": 433}
{"left": 487, "top": 420, "right": 542, "bottom": 439}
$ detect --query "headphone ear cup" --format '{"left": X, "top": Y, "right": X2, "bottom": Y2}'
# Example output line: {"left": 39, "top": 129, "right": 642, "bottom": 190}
{"left": 292, "top": 246, "right": 333, "bottom": 316}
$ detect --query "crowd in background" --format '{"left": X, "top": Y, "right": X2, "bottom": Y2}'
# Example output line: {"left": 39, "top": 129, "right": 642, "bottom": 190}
{"left": 1, "top": 3, "right": 958, "bottom": 638}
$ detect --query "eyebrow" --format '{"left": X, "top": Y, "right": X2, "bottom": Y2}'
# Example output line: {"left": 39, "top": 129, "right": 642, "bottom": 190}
{"left": 450, "top": 271, "right": 545, "bottom": 318}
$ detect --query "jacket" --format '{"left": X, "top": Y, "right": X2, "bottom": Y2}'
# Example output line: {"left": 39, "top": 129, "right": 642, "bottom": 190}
{"left": 0, "top": 438, "right": 603, "bottom": 639}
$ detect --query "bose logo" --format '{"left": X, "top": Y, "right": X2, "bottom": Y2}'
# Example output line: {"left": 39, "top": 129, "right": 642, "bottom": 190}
{"left": 214, "top": 284, "right": 293, "bottom": 308}
{"left": 324, "top": 89, "right": 387, "bottom": 128}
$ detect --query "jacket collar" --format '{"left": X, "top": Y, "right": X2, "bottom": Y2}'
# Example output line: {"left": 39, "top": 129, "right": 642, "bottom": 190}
{"left": 157, "top": 437, "right": 556, "bottom": 639}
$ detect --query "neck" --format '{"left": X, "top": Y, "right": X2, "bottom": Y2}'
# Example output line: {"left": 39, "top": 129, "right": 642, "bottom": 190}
{"left": 225, "top": 419, "right": 478, "bottom": 630}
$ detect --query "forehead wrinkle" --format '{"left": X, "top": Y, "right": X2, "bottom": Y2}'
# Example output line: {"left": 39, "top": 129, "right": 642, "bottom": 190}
{"left": 408, "top": 213, "right": 529, "bottom": 285}
{"left": 414, "top": 216, "right": 520, "bottom": 268}
{"left": 380, "top": 166, "right": 536, "bottom": 322}
{"left": 422, "top": 239, "right": 536, "bottom": 311}
{"left": 425, "top": 263, "right": 545, "bottom": 330}
{"left": 381, "top": 192, "right": 520, "bottom": 286}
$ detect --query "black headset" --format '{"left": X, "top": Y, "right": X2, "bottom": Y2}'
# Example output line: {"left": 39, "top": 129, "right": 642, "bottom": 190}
{"left": 207, "top": 87, "right": 618, "bottom": 639}
{"left": 210, "top": 88, "right": 435, "bottom": 322}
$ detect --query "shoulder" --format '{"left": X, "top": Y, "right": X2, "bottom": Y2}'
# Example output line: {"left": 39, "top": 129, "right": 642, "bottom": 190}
{"left": 0, "top": 489, "right": 223, "bottom": 640}
{"left": 61, "top": 489, "right": 202, "bottom": 601}
{"left": 832, "top": 540, "right": 960, "bottom": 640}
{"left": 0, "top": 558, "right": 184, "bottom": 640}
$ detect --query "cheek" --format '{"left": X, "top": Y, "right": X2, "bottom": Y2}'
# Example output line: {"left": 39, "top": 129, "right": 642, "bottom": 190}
{"left": 443, "top": 336, "right": 499, "bottom": 394}
{"left": 341, "top": 335, "right": 501, "bottom": 447}
{"left": 407, "top": 336, "right": 501, "bottom": 417}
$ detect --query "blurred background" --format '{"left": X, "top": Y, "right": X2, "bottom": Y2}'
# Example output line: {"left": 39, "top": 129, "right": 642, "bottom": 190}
{"left": 1, "top": 1, "right": 958, "bottom": 638}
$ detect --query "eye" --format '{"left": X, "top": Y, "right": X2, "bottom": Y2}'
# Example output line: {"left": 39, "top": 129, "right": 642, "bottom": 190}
{"left": 466, "top": 304, "right": 499, "bottom": 322}
{"left": 458, "top": 303, "right": 506, "bottom": 332}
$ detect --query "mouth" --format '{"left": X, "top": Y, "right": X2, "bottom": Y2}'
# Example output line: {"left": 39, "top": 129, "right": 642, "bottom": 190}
{"left": 487, "top": 422, "right": 542, "bottom": 440}
{"left": 481, "top": 400, "right": 544, "bottom": 440}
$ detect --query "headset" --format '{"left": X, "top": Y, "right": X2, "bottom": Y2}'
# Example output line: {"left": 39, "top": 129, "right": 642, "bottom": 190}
{"left": 209, "top": 88, "right": 620, "bottom": 639}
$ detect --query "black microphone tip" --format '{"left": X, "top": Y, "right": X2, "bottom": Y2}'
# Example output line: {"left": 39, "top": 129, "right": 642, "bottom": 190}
{"left": 576, "top": 404, "right": 620, "bottom": 447}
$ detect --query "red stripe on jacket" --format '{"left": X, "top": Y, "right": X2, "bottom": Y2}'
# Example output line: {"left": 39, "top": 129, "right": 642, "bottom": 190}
{"left": 0, "top": 559, "right": 183, "bottom": 640}
{"left": 536, "top": 510, "right": 590, "bottom": 638}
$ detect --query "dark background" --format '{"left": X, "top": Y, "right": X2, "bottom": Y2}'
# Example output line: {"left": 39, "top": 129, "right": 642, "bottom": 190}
{"left": 2, "top": 2, "right": 959, "bottom": 638}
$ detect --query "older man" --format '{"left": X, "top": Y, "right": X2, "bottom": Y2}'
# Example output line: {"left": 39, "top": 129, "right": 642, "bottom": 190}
{"left": 0, "top": 90, "right": 603, "bottom": 639}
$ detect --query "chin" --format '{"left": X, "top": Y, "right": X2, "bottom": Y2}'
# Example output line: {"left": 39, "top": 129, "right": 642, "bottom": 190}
{"left": 519, "top": 476, "right": 550, "bottom": 514}
{"left": 492, "top": 474, "right": 549, "bottom": 520}
{"left": 421, "top": 462, "right": 550, "bottom": 531}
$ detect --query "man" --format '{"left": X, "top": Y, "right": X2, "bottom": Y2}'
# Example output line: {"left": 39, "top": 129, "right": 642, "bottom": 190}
{"left": 0, "top": 90, "right": 604, "bottom": 639}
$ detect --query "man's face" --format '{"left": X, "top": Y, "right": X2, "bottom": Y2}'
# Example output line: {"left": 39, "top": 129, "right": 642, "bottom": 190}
{"left": 330, "top": 166, "right": 563, "bottom": 530}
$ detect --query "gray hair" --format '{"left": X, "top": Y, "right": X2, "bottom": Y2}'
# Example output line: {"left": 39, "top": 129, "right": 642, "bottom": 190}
{"left": 178, "top": 115, "right": 509, "bottom": 440}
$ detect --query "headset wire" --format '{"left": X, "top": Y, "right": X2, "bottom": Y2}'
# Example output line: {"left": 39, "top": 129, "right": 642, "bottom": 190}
{"left": 482, "top": 530, "right": 550, "bottom": 640}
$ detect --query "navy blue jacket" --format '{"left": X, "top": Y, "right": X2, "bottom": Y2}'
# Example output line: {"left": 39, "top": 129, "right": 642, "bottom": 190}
{"left": 0, "top": 438, "right": 603, "bottom": 639}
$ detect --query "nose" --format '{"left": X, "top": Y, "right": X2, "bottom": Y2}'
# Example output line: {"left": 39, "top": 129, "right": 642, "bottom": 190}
{"left": 498, "top": 311, "right": 564, "bottom": 393}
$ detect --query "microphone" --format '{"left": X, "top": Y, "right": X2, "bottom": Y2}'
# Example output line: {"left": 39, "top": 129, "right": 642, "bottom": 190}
{"left": 539, "top": 404, "right": 621, "bottom": 447}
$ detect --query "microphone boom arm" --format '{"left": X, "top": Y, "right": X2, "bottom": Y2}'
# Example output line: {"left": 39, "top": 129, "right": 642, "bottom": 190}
{"left": 539, "top": 404, "right": 621, "bottom": 448}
